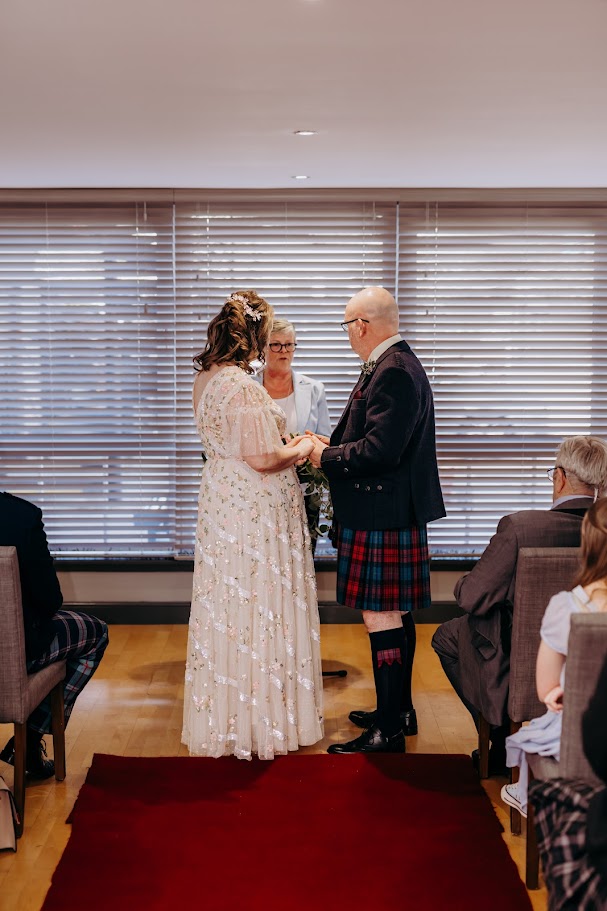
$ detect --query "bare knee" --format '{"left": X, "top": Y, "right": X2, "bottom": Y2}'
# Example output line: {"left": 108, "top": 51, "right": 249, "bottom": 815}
{"left": 362, "top": 611, "right": 404, "bottom": 633}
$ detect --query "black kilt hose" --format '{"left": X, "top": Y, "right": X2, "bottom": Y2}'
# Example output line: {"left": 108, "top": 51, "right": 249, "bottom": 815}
{"left": 321, "top": 339, "right": 445, "bottom": 612}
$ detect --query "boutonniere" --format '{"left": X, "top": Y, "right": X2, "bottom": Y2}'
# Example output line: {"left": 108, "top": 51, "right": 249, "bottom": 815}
{"left": 360, "top": 359, "right": 377, "bottom": 377}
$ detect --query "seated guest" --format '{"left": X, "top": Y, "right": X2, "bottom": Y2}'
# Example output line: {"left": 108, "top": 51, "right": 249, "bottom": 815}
{"left": 528, "top": 652, "right": 607, "bottom": 910}
{"left": 432, "top": 435, "right": 607, "bottom": 775}
{"left": 0, "top": 492, "right": 108, "bottom": 778}
{"left": 501, "top": 497, "right": 607, "bottom": 817}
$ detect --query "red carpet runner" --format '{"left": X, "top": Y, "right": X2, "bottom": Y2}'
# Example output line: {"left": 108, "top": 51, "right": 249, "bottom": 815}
{"left": 42, "top": 752, "right": 532, "bottom": 910}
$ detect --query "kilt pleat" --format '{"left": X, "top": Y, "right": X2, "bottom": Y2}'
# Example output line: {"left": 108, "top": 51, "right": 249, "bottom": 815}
{"left": 336, "top": 525, "right": 431, "bottom": 612}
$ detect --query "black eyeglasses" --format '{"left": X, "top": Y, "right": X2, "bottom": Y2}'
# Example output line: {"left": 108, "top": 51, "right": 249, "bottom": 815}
{"left": 268, "top": 342, "right": 297, "bottom": 352}
{"left": 547, "top": 466, "right": 567, "bottom": 481}
{"left": 340, "top": 317, "right": 370, "bottom": 332}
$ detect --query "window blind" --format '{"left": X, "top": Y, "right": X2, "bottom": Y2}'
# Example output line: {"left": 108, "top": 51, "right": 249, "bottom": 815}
{"left": 398, "top": 202, "right": 607, "bottom": 554}
{"left": 0, "top": 202, "right": 176, "bottom": 554}
{"left": 173, "top": 200, "right": 397, "bottom": 554}
{"left": 1, "top": 195, "right": 606, "bottom": 557}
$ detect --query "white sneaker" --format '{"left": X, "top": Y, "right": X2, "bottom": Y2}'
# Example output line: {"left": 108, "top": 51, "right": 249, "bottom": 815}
{"left": 501, "top": 783, "right": 527, "bottom": 818}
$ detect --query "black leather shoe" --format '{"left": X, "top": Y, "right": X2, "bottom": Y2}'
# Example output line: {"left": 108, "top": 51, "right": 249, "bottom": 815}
{"left": 0, "top": 736, "right": 55, "bottom": 780}
{"left": 327, "top": 725, "right": 406, "bottom": 754}
{"left": 348, "top": 708, "right": 418, "bottom": 736}
{"left": 471, "top": 748, "right": 508, "bottom": 778}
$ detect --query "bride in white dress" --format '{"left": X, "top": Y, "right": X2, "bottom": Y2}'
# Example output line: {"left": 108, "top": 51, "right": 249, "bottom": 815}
{"left": 182, "top": 290, "right": 324, "bottom": 760}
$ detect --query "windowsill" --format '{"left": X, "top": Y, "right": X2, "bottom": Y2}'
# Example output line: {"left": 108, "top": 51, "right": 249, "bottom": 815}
{"left": 53, "top": 555, "right": 478, "bottom": 572}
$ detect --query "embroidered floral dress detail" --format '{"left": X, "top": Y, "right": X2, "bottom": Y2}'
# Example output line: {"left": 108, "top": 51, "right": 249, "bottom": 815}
{"left": 182, "top": 366, "right": 324, "bottom": 760}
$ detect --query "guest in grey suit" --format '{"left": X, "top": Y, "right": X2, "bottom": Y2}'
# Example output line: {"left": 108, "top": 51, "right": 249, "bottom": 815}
{"left": 432, "top": 435, "right": 607, "bottom": 775}
{"left": 255, "top": 317, "right": 331, "bottom": 437}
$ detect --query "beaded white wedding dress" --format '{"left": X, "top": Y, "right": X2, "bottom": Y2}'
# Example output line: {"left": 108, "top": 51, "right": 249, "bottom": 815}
{"left": 182, "top": 366, "right": 324, "bottom": 759}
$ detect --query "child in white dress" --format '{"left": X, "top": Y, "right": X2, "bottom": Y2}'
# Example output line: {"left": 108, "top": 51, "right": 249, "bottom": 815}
{"left": 502, "top": 497, "right": 607, "bottom": 816}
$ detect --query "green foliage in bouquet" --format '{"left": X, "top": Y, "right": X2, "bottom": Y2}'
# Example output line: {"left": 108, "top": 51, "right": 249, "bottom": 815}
{"left": 296, "top": 459, "right": 333, "bottom": 541}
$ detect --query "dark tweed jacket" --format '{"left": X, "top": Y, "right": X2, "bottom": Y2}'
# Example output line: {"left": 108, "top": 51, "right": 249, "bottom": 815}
{"left": 453, "top": 498, "right": 592, "bottom": 726}
{"left": 0, "top": 492, "right": 63, "bottom": 661}
{"left": 321, "top": 339, "right": 445, "bottom": 531}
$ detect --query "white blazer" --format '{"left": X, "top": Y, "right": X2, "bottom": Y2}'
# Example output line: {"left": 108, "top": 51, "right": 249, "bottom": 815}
{"left": 255, "top": 369, "right": 332, "bottom": 436}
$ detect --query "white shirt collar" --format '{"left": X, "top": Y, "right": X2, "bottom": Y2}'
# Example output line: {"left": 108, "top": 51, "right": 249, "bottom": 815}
{"left": 366, "top": 334, "right": 403, "bottom": 364}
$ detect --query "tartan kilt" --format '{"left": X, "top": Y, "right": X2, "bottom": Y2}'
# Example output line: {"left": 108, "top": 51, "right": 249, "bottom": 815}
{"left": 335, "top": 524, "right": 431, "bottom": 612}
{"left": 529, "top": 778, "right": 607, "bottom": 911}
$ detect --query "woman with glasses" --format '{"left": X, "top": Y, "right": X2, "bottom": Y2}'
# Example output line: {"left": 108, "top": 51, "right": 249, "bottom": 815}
{"left": 256, "top": 318, "right": 332, "bottom": 550}
{"left": 256, "top": 318, "right": 331, "bottom": 438}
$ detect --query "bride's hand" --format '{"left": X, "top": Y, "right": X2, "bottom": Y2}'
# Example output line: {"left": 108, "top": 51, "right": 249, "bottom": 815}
{"left": 284, "top": 434, "right": 307, "bottom": 449}
{"left": 297, "top": 437, "right": 315, "bottom": 460}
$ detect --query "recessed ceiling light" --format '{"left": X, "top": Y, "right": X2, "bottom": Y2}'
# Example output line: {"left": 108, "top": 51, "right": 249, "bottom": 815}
{"left": 293, "top": 130, "right": 317, "bottom": 136}
{"left": 292, "top": 175, "right": 310, "bottom": 180}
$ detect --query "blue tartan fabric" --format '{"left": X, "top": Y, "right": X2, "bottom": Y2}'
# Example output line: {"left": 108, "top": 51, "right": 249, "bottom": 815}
{"left": 26, "top": 610, "right": 109, "bottom": 734}
{"left": 529, "top": 778, "right": 607, "bottom": 911}
{"left": 336, "top": 525, "right": 431, "bottom": 612}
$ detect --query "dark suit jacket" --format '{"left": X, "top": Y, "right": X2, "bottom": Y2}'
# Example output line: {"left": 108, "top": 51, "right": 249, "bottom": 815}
{"left": 453, "top": 498, "right": 593, "bottom": 725}
{"left": 321, "top": 340, "right": 445, "bottom": 530}
{"left": 0, "top": 492, "right": 63, "bottom": 661}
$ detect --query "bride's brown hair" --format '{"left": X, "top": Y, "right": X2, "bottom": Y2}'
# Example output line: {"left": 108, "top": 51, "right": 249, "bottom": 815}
{"left": 574, "top": 498, "right": 607, "bottom": 588}
{"left": 194, "top": 291, "right": 273, "bottom": 374}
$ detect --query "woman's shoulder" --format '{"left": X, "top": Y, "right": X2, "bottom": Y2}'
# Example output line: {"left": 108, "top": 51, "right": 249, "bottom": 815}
{"left": 543, "top": 588, "right": 580, "bottom": 619}
{"left": 293, "top": 370, "right": 325, "bottom": 391}
{"left": 546, "top": 589, "right": 577, "bottom": 608}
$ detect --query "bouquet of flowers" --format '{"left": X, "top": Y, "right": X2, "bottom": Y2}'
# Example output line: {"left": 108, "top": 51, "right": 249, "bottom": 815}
{"left": 295, "top": 456, "right": 333, "bottom": 542}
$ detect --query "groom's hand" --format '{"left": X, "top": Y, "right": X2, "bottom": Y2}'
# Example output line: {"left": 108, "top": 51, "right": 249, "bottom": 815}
{"left": 308, "top": 436, "right": 327, "bottom": 468}
{"left": 305, "top": 431, "right": 330, "bottom": 446}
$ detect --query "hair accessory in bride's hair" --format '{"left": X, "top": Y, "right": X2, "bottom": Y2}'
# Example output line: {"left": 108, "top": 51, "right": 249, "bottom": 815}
{"left": 228, "top": 293, "right": 263, "bottom": 322}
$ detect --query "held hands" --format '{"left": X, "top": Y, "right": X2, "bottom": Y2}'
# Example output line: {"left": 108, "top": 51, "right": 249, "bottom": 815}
{"left": 306, "top": 431, "right": 330, "bottom": 446}
{"left": 284, "top": 434, "right": 315, "bottom": 466}
{"left": 543, "top": 684, "right": 564, "bottom": 713}
{"left": 304, "top": 431, "right": 328, "bottom": 469}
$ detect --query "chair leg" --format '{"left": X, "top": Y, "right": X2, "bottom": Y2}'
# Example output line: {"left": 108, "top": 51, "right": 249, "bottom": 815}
{"left": 13, "top": 722, "right": 26, "bottom": 838}
{"left": 478, "top": 713, "right": 491, "bottom": 779}
{"left": 509, "top": 720, "right": 522, "bottom": 835}
{"left": 525, "top": 794, "right": 540, "bottom": 889}
{"left": 50, "top": 683, "right": 66, "bottom": 782}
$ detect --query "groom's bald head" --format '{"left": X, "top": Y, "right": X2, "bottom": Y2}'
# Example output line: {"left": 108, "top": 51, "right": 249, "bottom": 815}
{"left": 345, "top": 287, "right": 399, "bottom": 333}
{"left": 343, "top": 287, "right": 400, "bottom": 359}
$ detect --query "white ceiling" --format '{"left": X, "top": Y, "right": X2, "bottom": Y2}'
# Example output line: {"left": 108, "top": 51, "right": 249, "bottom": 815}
{"left": 2, "top": 0, "right": 607, "bottom": 189}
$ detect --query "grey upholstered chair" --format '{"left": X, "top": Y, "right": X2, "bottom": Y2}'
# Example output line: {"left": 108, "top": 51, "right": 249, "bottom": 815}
{"left": 525, "top": 612, "right": 607, "bottom": 889}
{"left": 499, "top": 546, "right": 581, "bottom": 834}
{"left": 0, "top": 546, "right": 66, "bottom": 838}
{"left": 477, "top": 547, "right": 580, "bottom": 779}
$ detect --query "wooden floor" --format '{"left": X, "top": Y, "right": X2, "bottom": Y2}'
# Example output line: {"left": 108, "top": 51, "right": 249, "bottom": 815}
{"left": 0, "top": 623, "right": 547, "bottom": 910}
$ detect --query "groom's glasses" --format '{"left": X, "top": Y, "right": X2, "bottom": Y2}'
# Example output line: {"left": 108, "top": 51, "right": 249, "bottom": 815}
{"left": 268, "top": 342, "right": 297, "bottom": 352}
{"left": 341, "top": 317, "right": 370, "bottom": 332}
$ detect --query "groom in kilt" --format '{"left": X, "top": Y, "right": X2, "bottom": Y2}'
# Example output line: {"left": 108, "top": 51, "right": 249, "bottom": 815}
{"left": 309, "top": 287, "right": 445, "bottom": 753}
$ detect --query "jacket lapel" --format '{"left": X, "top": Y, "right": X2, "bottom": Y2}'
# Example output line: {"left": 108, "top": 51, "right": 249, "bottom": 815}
{"left": 293, "top": 372, "right": 313, "bottom": 433}
{"left": 331, "top": 341, "right": 411, "bottom": 444}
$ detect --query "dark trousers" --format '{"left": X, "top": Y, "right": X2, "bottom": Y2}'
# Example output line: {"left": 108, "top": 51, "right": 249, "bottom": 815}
{"left": 26, "top": 610, "right": 109, "bottom": 734}
{"left": 432, "top": 617, "right": 508, "bottom": 750}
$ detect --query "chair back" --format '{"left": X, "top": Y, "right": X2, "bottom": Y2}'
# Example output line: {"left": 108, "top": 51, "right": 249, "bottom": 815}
{"left": 560, "top": 612, "right": 607, "bottom": 783}
{"left": 0, "top": 546, "right": 29, "bottom": 722}
{"left": 509, "top": 547, "right": 580, "bottom": 724}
